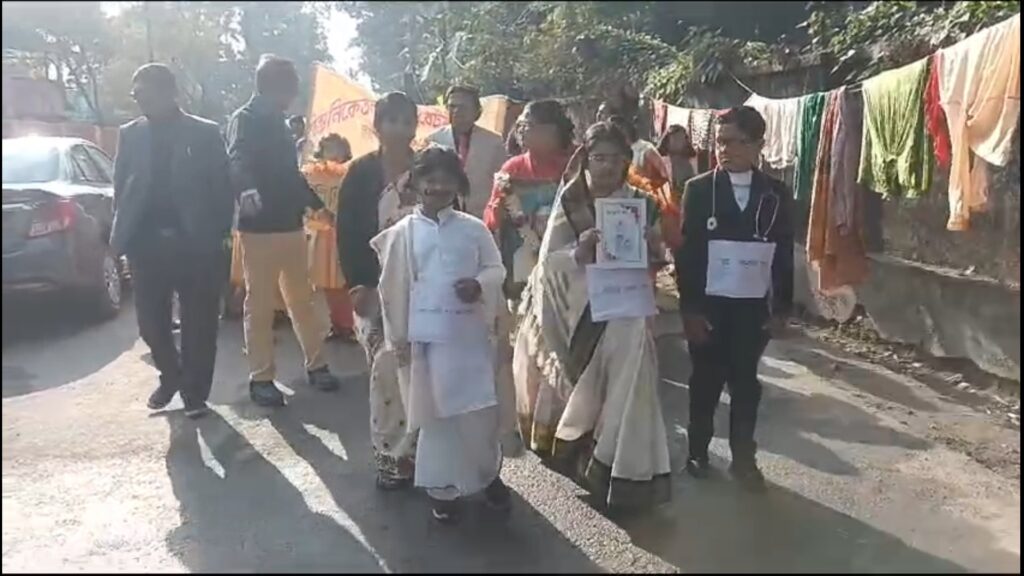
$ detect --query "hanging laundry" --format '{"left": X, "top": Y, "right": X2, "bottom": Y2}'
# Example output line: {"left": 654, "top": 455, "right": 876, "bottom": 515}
{"left": 923, "top": 53, "right": 952, "bottom": 168}
{"left": 794, "top": 92, "right": 827, "bottom": 201}
{"left": 665, "top": 105, "right": 692, "bottom": 140}
{"left": 652, "top": 100, "right": 668, "bottom": 141}
{"left": 744, "top": 93, "right": 802, "bottom": 169}
{"left": 938, "top": 13, "right": 1020, "bottom": 232}
{"left": 807, "top": 87, "right": 869, "bottom": 292}
{"left": 858, "top": 58, "right": 933, "bottom": 199}
{"left": 690, "top": 108, "right": 715, "bottom": 151}
{"left": 829, "top": 87, "right": 863, "bottom": 232}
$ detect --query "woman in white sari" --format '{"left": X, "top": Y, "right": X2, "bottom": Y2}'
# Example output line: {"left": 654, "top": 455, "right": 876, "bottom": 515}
{"left": 514, "top": 121, "right": 672, "bottom": 511}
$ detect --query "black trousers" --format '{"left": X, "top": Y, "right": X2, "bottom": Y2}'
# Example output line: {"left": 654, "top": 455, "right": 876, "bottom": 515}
{"left": 130, "top": 233, "right": 225, "bottom": 403}
{"left": 686, "top": 299, "right": 770, "bottom": 468}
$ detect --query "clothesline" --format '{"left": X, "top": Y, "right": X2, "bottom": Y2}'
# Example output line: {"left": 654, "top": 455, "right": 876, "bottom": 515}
{"left": 726, "top": 69, "right": 865, "bottom": 98}
{"left": 647, "top": 12, "right": 1018, "bottom": 295}
{"left": 682, "top": 11, "right": 1021, "bottom": 111}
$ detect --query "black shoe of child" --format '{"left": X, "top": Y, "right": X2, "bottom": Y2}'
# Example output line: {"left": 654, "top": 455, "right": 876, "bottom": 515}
{"left": 484, "top": 477, "right": 512, "bottom": 511}
{"left": 431, "top": 499, "right": 461, "bottom": 525}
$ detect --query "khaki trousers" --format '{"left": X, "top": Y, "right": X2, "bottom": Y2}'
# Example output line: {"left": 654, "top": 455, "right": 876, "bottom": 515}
{"left": 239, "top": 230, "right": 327, "bottom": 382}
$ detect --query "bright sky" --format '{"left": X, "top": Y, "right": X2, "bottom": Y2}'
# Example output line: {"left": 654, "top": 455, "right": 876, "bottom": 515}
{"left": 101, "top": 2, "right": 371, "bottom": 90}
{"left": 326, "top": 9, "right": 372, "bottom": 90}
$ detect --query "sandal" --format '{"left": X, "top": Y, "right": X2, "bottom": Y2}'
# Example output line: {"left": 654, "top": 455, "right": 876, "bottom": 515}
{"left": 375, "top": 473, "right": 411, "bottom": 491}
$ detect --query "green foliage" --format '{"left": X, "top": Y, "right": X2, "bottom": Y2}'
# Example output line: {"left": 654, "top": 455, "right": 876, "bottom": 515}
{"left": 2, "top": 1, "right": 114, "bottom": 121}
{"left": 803, "top": 0, "right": 1020, "bottom": 81}
{"left": 339, "top": 1, "right": 683, "bottom": 103}
{"left": 339, "top": 0, "right": 812, "bottom": 106}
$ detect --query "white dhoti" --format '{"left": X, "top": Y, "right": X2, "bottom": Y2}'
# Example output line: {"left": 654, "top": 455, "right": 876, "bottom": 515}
{"left": 405, "top": 340, "right": 502, "bottom": 500}
{"left": 416, "top": 405, "right": 502, "bottom": 500}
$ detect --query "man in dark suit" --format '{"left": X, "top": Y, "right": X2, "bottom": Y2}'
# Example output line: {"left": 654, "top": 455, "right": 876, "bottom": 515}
{"left": 674, "top": 106, "right": 795, "bottom": 491}
{"left": 111, "top": 63, "right": 234, "bottom": 418}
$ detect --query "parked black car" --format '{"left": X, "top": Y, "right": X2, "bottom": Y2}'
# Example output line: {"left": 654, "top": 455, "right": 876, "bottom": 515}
{"left": 2, "top": 136, "right": 124, "bottom": 319}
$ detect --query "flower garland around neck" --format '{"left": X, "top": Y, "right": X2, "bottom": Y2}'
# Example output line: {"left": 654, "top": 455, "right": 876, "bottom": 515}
{"left": 302, "top": 160, "right": 348, "bottom": 179}
{"left": 627, "top": 165, "right": 678, "bottom": 218}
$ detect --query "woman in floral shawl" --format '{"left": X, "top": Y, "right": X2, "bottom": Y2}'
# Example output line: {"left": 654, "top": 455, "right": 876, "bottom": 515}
{"left": 483, "top": 99, "right": 576, "bottom": 300}
{"left": 513, "top": 121, "right": 671, "bottom": 512}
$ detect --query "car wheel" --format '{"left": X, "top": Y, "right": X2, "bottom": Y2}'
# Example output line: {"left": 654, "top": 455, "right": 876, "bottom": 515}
{"left": 90, "top": 250, "right": 123, "bottom": 320}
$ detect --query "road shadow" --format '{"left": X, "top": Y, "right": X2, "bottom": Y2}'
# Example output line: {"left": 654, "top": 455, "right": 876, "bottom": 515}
{"left": 164, "top": 411, "right": 384, "bottom": 573}
{"left": 615, "top": 475, "right": 969, "bottom": 573}
{"left": 265, "top": 376, "right": 602, "bottom": 573}
{"left": 780, "top": 338, "right": 939, "bottom": 413}
{"left": 657, "top": 336, "right": 931, "bottom": 477}
{"left": 608, "top": 335, "right": 976, "bottom": 573}
{"left": 1, "top": 295, "right": 139, "bottom": 398}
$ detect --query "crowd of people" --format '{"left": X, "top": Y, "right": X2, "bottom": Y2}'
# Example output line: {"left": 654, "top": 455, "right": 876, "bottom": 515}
{"left": 111, "top": 53, "right": 794, "bottom": 525}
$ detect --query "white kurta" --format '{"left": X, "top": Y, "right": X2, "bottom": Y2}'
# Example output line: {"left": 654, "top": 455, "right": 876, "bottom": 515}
{"left": 373, "top": 207, "right": 507, "bottom": 500}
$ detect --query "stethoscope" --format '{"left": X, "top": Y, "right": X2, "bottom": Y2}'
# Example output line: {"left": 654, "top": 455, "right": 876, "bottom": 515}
{"left": 707, "top": 169, "right": 780, "bottom": 241}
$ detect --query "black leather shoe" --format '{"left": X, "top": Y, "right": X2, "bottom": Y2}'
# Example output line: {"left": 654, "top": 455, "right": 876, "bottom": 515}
{"left": 730, "top": 463, "right": 767, "bottom": 492}
{"left": 183, "top": 398, "right": 210, "bottom": 419}
{"left": 249, "top": 380, "right": 285, "bottom": 407}
{"left": 147, "top": 384, "right": 178, "bottom": 410}
{"left": 685, "top": 457, "right": 712, "bottom": 479}
{"left": 307, "top": 366, "right": 340, "bottom": 392}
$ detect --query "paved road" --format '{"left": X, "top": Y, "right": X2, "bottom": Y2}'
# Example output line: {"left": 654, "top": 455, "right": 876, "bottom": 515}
{"left": 2, "top": 298, "right": 1019, "bottom": 573}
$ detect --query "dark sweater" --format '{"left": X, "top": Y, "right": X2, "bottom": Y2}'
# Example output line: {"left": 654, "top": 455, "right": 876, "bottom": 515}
{"left": 226, "top": 95, "right": 323, "bottom": 233}
{"left": 337, "top": 151, "right": 388, "bottom": 289}
{"left": 673, "top": 169, "right": 795, "bottom": 317}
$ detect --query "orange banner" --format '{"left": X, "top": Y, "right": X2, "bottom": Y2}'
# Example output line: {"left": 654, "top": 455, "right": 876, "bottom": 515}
{"left": 305, "top": 64, "right": 512, "bottom": 158}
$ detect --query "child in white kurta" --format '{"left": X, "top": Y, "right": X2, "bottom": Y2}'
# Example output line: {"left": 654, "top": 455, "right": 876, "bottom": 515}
{"left": 371, "top": 147, "right": 509, "bottom": 524}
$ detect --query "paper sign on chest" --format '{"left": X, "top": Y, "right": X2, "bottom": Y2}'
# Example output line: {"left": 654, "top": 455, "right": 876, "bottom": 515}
{"left": 705, "top": 239, "right": 776, "bottom": 299}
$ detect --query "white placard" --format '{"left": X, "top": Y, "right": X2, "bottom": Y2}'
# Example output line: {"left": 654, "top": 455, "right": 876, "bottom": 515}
{"left": 594, "top": 198, "right": 648, "bottom": 269}
{"left": 705, "top": 239, "right": 776, "bottom": 299}
{"left": 586, "top": 266, "right": 658, "bottom": 322}
{"left": 407, "top": 280, "right": 488, "bottom": 343}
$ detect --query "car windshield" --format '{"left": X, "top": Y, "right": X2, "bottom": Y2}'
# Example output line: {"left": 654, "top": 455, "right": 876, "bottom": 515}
{"left": 1, "top": 143, "right": 61, "bottom": 184}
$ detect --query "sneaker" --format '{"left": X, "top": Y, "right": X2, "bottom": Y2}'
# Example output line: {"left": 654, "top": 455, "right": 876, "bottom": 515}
{"left": 183, "top": 399, "right": 210, "bottom": 420}
{"left": 307, "top": 366, "right": 340, "bottom": 392}
{"left": 249, "top": 380, "right": 285, "bottom": 407}
{"left": 431, "top": 499, "right": 461, "bottom": 525}
{"left": 147, "top": 384, "right": 178, "bottom": 410}
{"left": 484, "top": 477, "right": 512, "bottom": 511}
{"left": 730, "top": 462, "right": 767, "bottom": 492}
{"left": 685, "top": 457, "right": 712, "bottom": 479}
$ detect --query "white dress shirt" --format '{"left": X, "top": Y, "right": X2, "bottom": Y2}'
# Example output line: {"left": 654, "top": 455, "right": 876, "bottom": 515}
{"left": 729, "top": 170, "right": 753, "bottom": 212}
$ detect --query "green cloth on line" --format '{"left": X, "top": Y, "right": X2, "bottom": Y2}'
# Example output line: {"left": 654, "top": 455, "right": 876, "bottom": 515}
{"left": 858, "top": 58, "right": 933, "bottom": 198}
{"left": 794, "top": 92, "right": 827, "bottom": 201}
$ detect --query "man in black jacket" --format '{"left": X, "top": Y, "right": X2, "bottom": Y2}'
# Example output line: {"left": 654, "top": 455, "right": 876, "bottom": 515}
{"left": 674, "top": 106, "right": 795, "bottom": 491}
{"left": 226, "top": 54, "right": 340, "bottom": 407}
{"left": 111, "top": 64, "right": 234, "bottom": 418}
